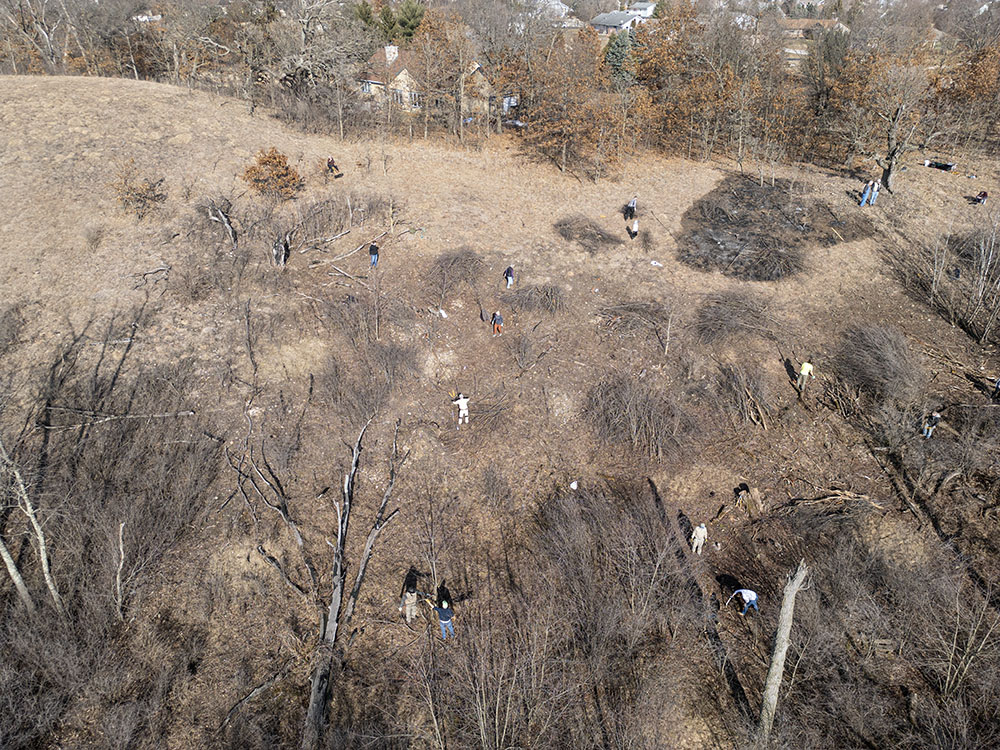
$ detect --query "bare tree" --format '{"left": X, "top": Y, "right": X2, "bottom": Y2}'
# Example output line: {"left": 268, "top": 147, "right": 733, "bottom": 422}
{"left": 759, "top": 560, "right": 810, "bottom": 742}
{"left": 298, "top": 420, "right": 408, "bottom": 750}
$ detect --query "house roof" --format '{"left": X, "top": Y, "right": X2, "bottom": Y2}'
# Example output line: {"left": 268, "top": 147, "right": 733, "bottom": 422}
{"left": 630, "top": 2, "right": 656, "bottom": 9}
{"left": 591, "top": 11, "right": 636, "bottom": 26}
{"left": 361, "top": 46, "right": 417, "bottom": 85}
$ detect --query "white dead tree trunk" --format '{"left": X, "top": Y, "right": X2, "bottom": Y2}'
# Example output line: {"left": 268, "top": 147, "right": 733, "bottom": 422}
{"left": 0, "top": 434, "right": 64, "bottom": 616}
{"left": 207, "top": 200, "right": 238, "bottom": 253}
{"left": 0, "top": 535, "right": 35, "bottom": 613}
{"left": 759, "top": 560, "right": 810, "bottom": 742}
{"left": 300, "top": 419, "right": 407, "bottom": 750}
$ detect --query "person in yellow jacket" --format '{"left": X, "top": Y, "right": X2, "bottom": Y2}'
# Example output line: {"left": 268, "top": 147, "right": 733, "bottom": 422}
{"left": 796, "top": 358, "right": 814, "bottom": 393}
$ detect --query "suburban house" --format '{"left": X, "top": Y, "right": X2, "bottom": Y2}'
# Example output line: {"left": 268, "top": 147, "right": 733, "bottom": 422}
{"left": 358, "top": 45, "right": 492, "bottom": 115}
{"left": 359, "top": 45, "right": 423, "bottom": 110}
{"left": 771, "top": 17, "right": 850, "bottom": 68}
{"left": 590, "top": 10, "right": 645, "bottom": 34}
{"left": 628, "top": 2, "right": 657, "bottom": 18}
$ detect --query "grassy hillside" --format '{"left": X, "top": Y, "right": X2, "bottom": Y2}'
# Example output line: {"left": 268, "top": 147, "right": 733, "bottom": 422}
{"left": 1, "top": 76, "right": 999, "bottom": 749}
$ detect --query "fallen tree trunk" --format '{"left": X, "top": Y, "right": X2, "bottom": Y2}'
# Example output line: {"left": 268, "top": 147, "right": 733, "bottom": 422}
{"left": 759, "top": 560, "right": 810, "bottom": 742}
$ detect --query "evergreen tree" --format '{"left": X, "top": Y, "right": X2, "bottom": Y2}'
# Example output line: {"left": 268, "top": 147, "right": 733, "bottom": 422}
{"left": 354, "top": 1, "right": 375, "bottom": 28}
{"left": 396, "top": 0, "right": 426, "bottom": 40}
{"left": 604, "top": 30, "right": 635, "bottom": 84}
{"left": 379, "top": 6, "right": 399, "bottom": 41}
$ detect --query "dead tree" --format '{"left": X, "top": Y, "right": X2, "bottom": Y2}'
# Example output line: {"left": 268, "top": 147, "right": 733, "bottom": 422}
{"left": 272, "top": 232, "right": 292, "bottom": 267}
{"left": 0, "top": 433, "right": 64, "bottom": 616}
{"left": 0, "top": 533, "right": 34, "bottom": 613}
{"left": 300, "top": 419, "right": 408, "bottom": 749}
{"left": 207, "top": 199, "right": 238, "bottom": 253}
{"left": 759, "top": 560, "right": 810, "bottom": 742}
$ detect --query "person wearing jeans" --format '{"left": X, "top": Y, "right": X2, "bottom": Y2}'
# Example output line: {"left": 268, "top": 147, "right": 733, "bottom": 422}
{"left": 859, "top": 180, "right": 873, "bottom": 206}
{"left": 922, "top": 411, "right": 941, "bottom": 439}
{"left": 727, "top": 588, "right": 759, "bottom": 616}
{"left": 428, "top": 599, "right": 455, "bottom": 639}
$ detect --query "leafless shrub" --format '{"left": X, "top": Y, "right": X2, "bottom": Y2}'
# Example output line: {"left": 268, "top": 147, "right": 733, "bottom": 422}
{"left": 501, "top": 284, "right": 564, "bottom": 315}
{"left": 482, "top": 466, "right": 512, "bottom": 509}
{"left": 84, "top": 224, "right": 104, "bottom": 250}
{"left": 319, "top": 341, "right": 416, "bottom": 422}
{"left": 833, "top": 325, "right": 923, "bottom": 404}
{"left": 554, "top": 215, "right": 624, "bottom": 254}
{"left": 325, "top": 283, "right": 408, "bottom": 346}
{"left": 173, "top": 267, "right": 214, "bottom": 304}
{"left": 693, "top": 291, "right": 772, "bottom": 344}
{"left": 584, "top": 373, "right": 695, "bottom": 460}
{"left": 111, "top": 159, "right": 167, "bottom": 220}
{"left": 505, "top": 331, "right": 550, "bottom": 372}
{"left": 0, "top": 303, "right": 26, "bottom": 356}
{"left": 598, "top": 300, "right": 676, "bottom": 353}
{"left": 638, "top": 228, "right": 656, "bottom": 253}
{"left": 737, "top": 237, "right": 805, "bottom": 281}
{"left": 469, "top": 390, "right": 510, "bottom": 434}
{"left": 887, "top": 221, "right": 1000, "bottom": 345}
{"left": 352, "top": 192, "right": 398, "bottom": 227}
{"left": 426, "top": 248, "right": 484, "bottom": 308}
{"left": 717, "top": 362, "right": 772, "bottom": 428}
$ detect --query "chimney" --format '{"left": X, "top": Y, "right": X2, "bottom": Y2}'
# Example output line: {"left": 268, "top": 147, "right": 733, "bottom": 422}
{"left": 385, "top": 45, "right": 398, "bottom": 65}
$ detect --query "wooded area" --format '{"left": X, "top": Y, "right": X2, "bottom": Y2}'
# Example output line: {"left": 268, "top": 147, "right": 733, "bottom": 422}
{"left": 2, "top": 0, "right": 1000, "bottom": 178}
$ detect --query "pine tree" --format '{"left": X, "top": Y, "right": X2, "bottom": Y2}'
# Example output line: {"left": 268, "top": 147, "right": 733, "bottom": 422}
{"left": 354, "top": 1, "right": 375, "bottom": 28}
{"left": 396, "top": 0, "right": 426, "bottom": 40}
{"left": 378, "top": 6, "right": 399, "bottom": 41}
{"left": 604, "top": 31, "right": 635, "bottom": 84}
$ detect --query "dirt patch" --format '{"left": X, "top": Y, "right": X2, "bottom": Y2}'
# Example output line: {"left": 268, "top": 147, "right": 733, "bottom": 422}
{"left": 677, "top": 174, "right": 873, "bottom": 281}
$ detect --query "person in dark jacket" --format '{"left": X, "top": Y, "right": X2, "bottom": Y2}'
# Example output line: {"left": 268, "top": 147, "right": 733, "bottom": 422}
{"left": 922, "top": 411, "right": 941, "bottom": 439}
{"left": 503, "top": 266, "right": 514, "bottom": 289}
{"left": 399, "top": 567, "right": 424, "bottom": 623}
{"left": 427, "top": 598, "right": 455, "bottom": 639}
{"left": 369, "top": 242, "right": 379, "bottom": 269}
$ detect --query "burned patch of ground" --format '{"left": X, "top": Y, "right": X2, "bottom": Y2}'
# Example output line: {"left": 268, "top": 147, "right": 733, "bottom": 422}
{"left": 677, "top": 175, "right": 873, "bottom": 281}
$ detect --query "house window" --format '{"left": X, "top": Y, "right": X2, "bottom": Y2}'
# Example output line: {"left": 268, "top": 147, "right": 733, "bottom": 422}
{"left": 409, "top": 91, "right": 421, "bottom": 109}
{"left": 391, "top": 89, "right": 405, "bottom": 106}
{"left": 360, "top": 81, "right": 371, "bottom": 93}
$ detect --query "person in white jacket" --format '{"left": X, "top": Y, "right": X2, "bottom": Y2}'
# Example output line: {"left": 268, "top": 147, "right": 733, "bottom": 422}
{"left": 452, "top": 393, "right": 470, "bottom": 429}
{"left": 691, "top": 523, "right": 708, "bottom": 555}
{"left": 726, "top": 588, "right": 759, "bottom": 616}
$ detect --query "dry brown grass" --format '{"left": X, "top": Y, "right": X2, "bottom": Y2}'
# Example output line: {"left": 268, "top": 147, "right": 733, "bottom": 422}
{"left": 2, "top": 76, "right": 997, "bottom": 750}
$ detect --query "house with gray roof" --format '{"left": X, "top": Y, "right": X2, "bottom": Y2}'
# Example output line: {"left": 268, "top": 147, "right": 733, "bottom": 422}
{"left": 590, "top": 10, "right": 644, "bottom": 33}
{"left": 628, "top": 2, "right": 657, "bottom": 18}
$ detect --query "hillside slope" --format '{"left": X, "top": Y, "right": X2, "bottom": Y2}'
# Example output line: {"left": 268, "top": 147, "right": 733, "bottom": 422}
{"left": 1, "top": 76, "right": 998, "bottom": 749}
